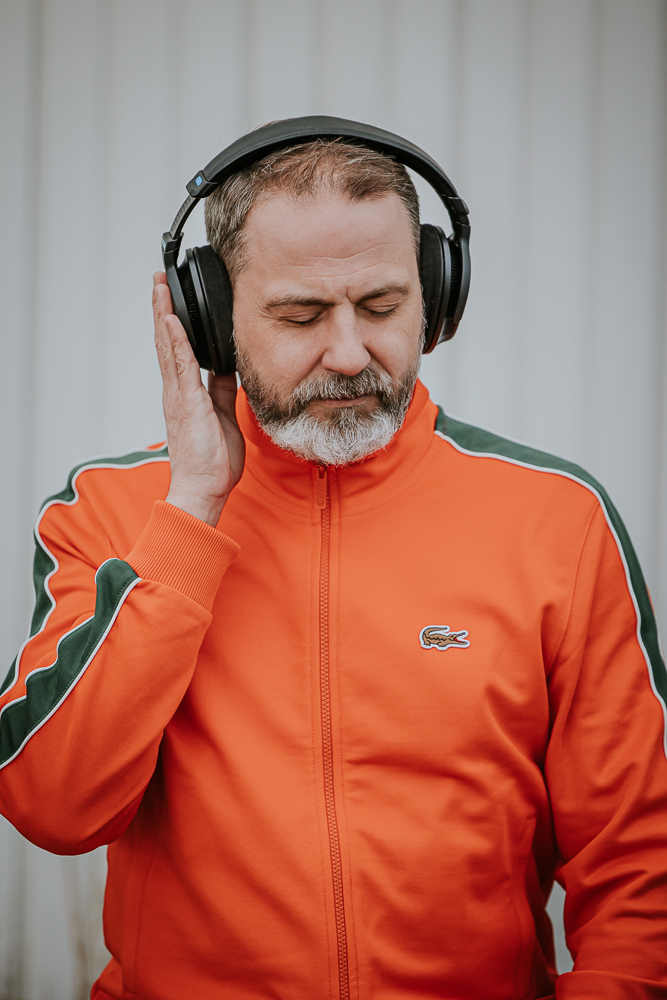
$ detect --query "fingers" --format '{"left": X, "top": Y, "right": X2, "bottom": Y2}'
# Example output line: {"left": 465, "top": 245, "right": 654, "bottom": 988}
{"left": 152, "top": 272, "right": 173, "bottom": 334}
{"left": 152, "top": 274, "right": 201, "bottom": 398}
{"left": 166, "top": 315, "right": 202, "bottom": 395}
{"left": 153, "top": 282, "right": 179, "bottom": 387}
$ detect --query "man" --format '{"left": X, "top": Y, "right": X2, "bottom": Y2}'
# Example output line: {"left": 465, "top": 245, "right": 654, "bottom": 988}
{"left": 1, "top": 133, "right": 666, "bottom": 1000}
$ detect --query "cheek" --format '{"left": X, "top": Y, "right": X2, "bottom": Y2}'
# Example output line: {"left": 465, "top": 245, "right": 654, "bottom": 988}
{"left": 367, "top": 311, "right": 424, "bottom": 374}
{"left": 235, "top": 318, "right": 322, "bottom": 388}
{"left": 233, "top": 283, "right": 316, "bottom": 379}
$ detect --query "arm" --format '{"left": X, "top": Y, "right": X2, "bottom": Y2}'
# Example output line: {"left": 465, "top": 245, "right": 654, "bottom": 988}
{"left": 546, "top": 504, "right": 667, "bottom": 998}
{"left": 0, "top": 275, "right": 244, "bottom": 853}
{"left": 0, "top": 494, "right": 238, "bottom": 854}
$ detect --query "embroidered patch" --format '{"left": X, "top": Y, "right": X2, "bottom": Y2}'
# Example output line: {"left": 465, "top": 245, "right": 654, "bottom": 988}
{"left": 419, "top": 625, "right": 470, "bottom": 651}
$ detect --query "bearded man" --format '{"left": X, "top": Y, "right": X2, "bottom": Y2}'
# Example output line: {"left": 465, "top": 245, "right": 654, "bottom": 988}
{"left": 1, "top": 124, "right": 666, "bottom": 1000}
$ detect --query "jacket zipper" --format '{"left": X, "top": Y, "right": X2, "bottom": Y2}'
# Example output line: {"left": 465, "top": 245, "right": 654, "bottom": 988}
{"left": 316, "top": 465, "right": 350, "bottom": 1000}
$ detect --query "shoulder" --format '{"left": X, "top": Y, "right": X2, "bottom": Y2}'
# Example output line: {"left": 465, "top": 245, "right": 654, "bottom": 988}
{"left": 429, "top": 406, "right": 636, "bottom": 580}
{"left": 432, "top": 408, "right": 612, "bottom": 517}
{"left": 430, "top": 407, "right": 653, "bottom": 626}
{"left": 430, "top": 408, "right": 665, "bottom": 674}
{"left": 37, "top": 443, "right": 171, "bottom": 558}
{"left": 40, "top": 442, "right": 170, "bottom": 520}
{"left": 42, "top": 442, "right": 170, "bottom": 503}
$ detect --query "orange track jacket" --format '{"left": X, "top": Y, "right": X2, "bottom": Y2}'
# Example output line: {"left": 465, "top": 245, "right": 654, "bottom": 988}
{"left": 1, "top": 382, "right": 666, "bottom": 1000}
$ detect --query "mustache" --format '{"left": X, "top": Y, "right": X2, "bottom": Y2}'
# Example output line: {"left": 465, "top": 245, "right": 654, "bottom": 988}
{"left": 235, "top": 341, "right": 419, "bottom": 429}
{"left": 290, "top": 368, "right": 395, "bottom": 408}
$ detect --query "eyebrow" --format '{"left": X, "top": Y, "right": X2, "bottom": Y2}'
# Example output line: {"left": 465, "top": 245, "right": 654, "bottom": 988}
{"left": 265, "top": 282, "right": 411, "bottom": 309}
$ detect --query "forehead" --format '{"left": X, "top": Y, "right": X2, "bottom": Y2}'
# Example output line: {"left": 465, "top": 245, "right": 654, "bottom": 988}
{"left": 241, "top": 190, "right": 417, "bottom": 277}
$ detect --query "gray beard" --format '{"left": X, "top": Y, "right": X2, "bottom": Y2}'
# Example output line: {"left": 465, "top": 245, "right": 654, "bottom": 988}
{"left": 237, "top": 349, "right": 422, "bottom": 467}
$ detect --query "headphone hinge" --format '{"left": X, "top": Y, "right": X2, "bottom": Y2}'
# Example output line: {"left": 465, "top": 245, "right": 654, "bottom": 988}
{"left": 447, "top": 196, "right": 469, "bottom": 216}
{"left": 186, "top": 172, "right": 219, "bottom": 198}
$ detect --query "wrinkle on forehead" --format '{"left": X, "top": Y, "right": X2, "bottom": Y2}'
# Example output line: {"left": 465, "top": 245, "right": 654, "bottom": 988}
{"left": 258, "top": 265, "right": 413, "bottom": 311}
{"left": 240, "top": 190, "right": 418, "bottom": 277}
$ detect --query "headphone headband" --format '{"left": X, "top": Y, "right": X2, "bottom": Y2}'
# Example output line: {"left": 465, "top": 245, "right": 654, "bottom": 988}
{"left": 164, "top": 116, "right": 470, "bottom": 243}
{"left": 189, "top": 117, "right": 469, "bottom": 230}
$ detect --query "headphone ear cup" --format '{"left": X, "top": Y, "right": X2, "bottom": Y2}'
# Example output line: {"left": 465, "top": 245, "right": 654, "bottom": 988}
{"left": 190, "top": 246, "right": 236, "bottom": 375}
{"left": 419, "top": 224, "right": 450, "bottom": 353}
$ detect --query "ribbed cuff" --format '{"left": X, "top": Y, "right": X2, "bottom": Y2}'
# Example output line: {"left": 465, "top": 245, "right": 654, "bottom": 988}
{"left": 125, "top": 501, "right": 240, "bottom": 612}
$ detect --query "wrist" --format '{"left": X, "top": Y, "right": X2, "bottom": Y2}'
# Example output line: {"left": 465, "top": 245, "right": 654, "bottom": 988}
{"left": 165, "top": 487, "right": 228, "bottom": 527}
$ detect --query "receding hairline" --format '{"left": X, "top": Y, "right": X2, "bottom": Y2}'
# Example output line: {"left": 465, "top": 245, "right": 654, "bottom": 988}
{"left": 241, "top": 185, "right": 416, "bottom": 255}
{"left": 204, "top": 138, "right": 421, "bottom": 285}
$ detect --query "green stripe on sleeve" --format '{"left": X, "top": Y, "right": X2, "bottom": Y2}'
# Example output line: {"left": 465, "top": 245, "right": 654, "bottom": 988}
{"left": 0, "top": 446, "right": 168, "bottom": 698}
{"left": 0, "top": 559, "right": 139, "bottom": 769}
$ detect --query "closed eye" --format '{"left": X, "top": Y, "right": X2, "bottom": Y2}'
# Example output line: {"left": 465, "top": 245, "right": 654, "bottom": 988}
{"left": 285, "top": 303, "right": 399, "bottom": 325}
{"left": 281, "top": 311, "right": 325, "bottom": 327}
{"left": 363, "top": 303, "right": 399, "bottom": 316}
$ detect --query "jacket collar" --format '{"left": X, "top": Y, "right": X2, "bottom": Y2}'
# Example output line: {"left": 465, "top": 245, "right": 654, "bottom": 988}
{"left": 236, "top": 379, "right": 439, "bottom": 512}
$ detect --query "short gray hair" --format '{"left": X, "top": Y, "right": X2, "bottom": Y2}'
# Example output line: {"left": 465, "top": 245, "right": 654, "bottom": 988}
{"left": 204, "top": 137, "right": 420, "bottom": 284}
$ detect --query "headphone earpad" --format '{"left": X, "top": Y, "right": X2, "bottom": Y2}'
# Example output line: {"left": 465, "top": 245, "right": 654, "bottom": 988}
{"left": 419, "top": 224, "right": 450, "bottom": 354}
{"left": 174, "top": 252, "right": 214, "bottom": 370}
{"left": 190, "top": 246, "right": 236, "bottom": 375}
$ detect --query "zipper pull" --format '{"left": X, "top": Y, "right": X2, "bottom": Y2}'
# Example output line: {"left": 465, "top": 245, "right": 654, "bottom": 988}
{"left": 315, "top": 466, "right": 328, "bottom": 509}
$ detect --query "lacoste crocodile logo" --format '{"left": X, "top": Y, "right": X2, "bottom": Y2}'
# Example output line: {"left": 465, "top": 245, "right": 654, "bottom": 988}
{"left": 419, "top": 625, "right": 470, "bottom": 651}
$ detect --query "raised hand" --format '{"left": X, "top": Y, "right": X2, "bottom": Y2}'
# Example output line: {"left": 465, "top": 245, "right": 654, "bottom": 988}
{"left": 153, "top": 271, "right": 245, "bottom": 526}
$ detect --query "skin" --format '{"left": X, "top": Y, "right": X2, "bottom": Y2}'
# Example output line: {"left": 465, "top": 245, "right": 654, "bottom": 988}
{"left": 152, "top": 190, "right": 423, "bottom": 526}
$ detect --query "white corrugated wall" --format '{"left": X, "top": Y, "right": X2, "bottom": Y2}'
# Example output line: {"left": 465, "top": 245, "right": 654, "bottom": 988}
{"left": 0, "top": 1, "right": 665, "bottom": 996}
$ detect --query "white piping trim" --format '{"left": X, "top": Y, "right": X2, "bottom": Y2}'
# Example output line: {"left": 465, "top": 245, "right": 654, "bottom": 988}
{"left": 0, "top": 568, "right": 141, "bottom": 772}
{"left": 2, "top": 451, "right": 169, "bottom": 698}
{"left": 435, "top": 428, "right": 667, "bottom": 760}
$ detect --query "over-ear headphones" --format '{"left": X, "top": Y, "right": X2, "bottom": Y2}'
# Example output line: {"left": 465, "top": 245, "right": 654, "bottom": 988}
{"left": 162, "top": 116, "right": 471, "bottom": 376}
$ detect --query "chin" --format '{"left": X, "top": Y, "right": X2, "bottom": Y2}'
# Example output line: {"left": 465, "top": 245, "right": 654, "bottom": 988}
{"left": 261, "top": 403, "right": 405, "bottom": 466}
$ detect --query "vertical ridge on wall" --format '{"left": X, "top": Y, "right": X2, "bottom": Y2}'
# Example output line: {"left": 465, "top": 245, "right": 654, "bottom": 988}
{"left": 657, "top": 0, "right": 667, "bottom": 629}
{"left": 0, "top": 1, "right": 42, "bottom": 991}
{"left": 519, "top": 0, "right": 599, "bottom": 459}
{"left": 586, "top": 0, "right": 666, "bottom": 591}
{"left": 32, "top": 0, "right": 108, "bottom": 498}
{"left": 1, "top": 0, "right": 41, "bottom": 678}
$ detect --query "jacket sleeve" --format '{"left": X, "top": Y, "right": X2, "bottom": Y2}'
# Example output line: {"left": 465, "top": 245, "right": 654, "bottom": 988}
{"left": 546, "top": 501, "right": 667, "bottom": 999}
{"left": 0, "top": 492, "right": 239, "bottom": 855}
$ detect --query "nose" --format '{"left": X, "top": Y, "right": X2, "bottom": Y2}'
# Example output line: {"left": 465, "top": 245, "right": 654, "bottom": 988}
{"left": 319, "top": 303, "right": 371, "bottom": 376}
